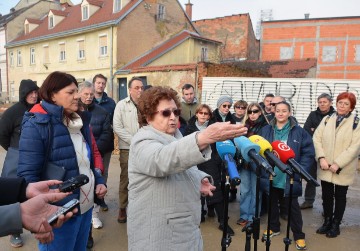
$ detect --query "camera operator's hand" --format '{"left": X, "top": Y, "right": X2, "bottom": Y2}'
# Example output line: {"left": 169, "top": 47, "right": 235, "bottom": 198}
{"left": 26, "top": 180, "right": 64, "bottom": 199}
{"left": 200, "top": 178, "right": 216, "bottom": 197}
{"left": 95, "top": 184, "right": 107, "bottom": 199}
{"left": 20, "top": 192, "right": 77, "bottom": 239}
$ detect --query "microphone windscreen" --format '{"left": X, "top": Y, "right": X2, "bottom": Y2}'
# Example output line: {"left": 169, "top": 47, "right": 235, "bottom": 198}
{"left": 271, "top": 140, "right": 295, "bottom": 163}
{"left": 216, "top": 140, "right": 236, "bottom": 160}
{"left": 249, "top": 135, "right": 272, "bottom": 157}
{"left": 233, "top": 136, "right": 260, "bottom": 162}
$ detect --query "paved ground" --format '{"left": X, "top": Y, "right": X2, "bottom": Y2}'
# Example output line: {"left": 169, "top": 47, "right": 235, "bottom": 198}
{"left": 0, "top": 148, "right": 360, "bottom": 251}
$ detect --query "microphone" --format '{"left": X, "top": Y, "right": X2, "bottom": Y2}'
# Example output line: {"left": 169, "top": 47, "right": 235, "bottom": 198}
{"left": 233, "top": 136, "right": 276, "bottom": 176}
{"left": 249, "top": 135, "right": 293, "bottom": 176}
{"left": 216, "top": 140, "right": 241, "bottom": 186}
{"left": 271, "top": 141, "right": 320, "bottom": 187}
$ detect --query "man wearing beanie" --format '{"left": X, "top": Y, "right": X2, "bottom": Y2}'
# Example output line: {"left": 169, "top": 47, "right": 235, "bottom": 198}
{"left": 0, "top": 79, "right": 39, "bottom": 248}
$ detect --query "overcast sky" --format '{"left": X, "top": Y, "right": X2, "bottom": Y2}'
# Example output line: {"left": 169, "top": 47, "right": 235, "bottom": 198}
{"left": 1, "top": 0, "right": 359, "bottom": 29}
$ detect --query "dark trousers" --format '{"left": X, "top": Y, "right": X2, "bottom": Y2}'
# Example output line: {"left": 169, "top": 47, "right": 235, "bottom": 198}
{"left": 321, "top": 180, "right": 348, "bottom": 220}
{"left": 303, "top": 161, "right": 317, "bottom": 204}
{"left": 269, "top": 187, "right": 305, "bottom": 241}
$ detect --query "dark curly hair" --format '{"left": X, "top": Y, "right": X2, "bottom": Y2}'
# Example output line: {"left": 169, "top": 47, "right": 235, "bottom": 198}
{"left": 138, "top": 86, "right": 181, "bottom": 126}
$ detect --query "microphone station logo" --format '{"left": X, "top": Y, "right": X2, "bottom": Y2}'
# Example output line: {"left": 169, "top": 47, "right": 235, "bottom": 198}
{"left": 277, "top": 142, "right": 291, "bottom": 151}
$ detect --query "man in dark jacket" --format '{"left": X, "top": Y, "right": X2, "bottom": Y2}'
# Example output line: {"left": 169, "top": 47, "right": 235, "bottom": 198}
{"left": 0, "top": 79, "right": 39, "bottom": 248}
{"left": 300, "top": 93, "right": 335, "bottom": 209}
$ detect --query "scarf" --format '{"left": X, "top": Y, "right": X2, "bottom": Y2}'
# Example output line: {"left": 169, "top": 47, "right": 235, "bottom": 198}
{"left": 195, "top": 120, "right": 209, "bottom": 131}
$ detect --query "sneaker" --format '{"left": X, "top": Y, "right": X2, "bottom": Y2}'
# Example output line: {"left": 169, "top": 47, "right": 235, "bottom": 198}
{"left": 92, "top": 216, "right": 103, "bottom": 229}
{"left": 295, "top": 239, "right": 307, "bottom": 250}
{"left": 236, "top": 218, "right": 248, "bottom": 226}
{"left": 262, "top": 230, "right": 280, "bottom": 240}
{"left": 300, "top": 201, "right": 313, "bottom": 210}
{"left": 10, "top": 234, "right": 23, "bottom": 248}
{"left": 100, "top": 199, "right": 109, "bottom": 211}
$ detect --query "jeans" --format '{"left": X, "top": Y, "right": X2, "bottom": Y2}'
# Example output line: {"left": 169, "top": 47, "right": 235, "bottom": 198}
{"left": 239, "top": 168, "right": 258, "bottom": 221}
{"left": 38, "top": 208, "right": 92, "bottom": 251}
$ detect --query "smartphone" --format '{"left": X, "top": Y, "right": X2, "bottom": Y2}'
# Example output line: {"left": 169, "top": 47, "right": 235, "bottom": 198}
{"left": 58, "top": 174, "right": 89, "bottom": 193}
{"left": 47, "top": 199, "right": 79, "bottom": 225}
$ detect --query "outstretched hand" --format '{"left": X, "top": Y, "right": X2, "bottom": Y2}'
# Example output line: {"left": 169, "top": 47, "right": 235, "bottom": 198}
{"left": 200, "top": 178, "right": 216, "bottom": 197}
{"left": 20, "top": 192, "right": 78, "bottom": 243}
{"left": 26, "top": 180, "right": 64, "bottom": 199}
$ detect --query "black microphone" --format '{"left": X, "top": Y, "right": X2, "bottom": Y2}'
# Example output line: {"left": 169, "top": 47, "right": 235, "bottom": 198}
{"left": 233, "top": 136, "right": 276, "bottom": 177}
{"left": 58, "top": 174, "right": 90, "bottom": 192}
{"left": 249, "top": 135, "right": 293, "bottom": 176}
{"left": 216, "top": 140, "right": 241, "bottom": 186}
{"left": 271, "top": 141, "right": 319, "bottom": 187}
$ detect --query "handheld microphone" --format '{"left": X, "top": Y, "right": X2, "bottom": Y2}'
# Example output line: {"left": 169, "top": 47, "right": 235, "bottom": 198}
{"left": 216, "top": 140, "right": 241, "bottom": 186}
{"left": 233, "top": 136, "right": 276, "bottom": 176}
{"left": 249, "top": 135, "right": 293, "bottom": 176}
{"left": 58, "top": 174, "right": 90, "bottom": 192}
{"left": 271, "top": 141, "right": 319, "bottom": 187}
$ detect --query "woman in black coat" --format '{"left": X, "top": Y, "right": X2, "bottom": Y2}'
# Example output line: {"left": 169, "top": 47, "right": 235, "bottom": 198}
{"left": 184, "top": 104, "right": 235, "bottom": 236}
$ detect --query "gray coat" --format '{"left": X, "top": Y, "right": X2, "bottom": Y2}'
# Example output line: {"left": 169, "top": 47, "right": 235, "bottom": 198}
{"left": 127, "top": 126, "right": 212, "bottom": 251}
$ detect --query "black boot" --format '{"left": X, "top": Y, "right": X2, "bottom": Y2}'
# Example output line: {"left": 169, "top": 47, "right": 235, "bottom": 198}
{"left": 316, "top": 217, "right": 332, "bottom": 234}
{"left": 326, "top": 219, "right": 341, "bottom": 238}
{"left": 219, "top": 223, "right": 235, "bottom": 236}
{"left": 229, "top": 188, "right": 237, "bottom": 203}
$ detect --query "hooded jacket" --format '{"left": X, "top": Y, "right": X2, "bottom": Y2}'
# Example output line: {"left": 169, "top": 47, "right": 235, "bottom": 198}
{"left": 0, "top": 80, "right": 39, "bottom": 150}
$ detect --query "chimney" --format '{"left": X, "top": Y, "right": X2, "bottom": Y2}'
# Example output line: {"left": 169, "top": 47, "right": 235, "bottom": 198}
{"left": 304, "top": 13, "right": 310, "bottom": 19}
{"left": 185, "top": 0, "right": 193, "bottom": 20}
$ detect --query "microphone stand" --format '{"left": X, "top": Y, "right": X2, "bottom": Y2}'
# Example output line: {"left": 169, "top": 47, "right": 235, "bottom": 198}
{"left": 283, "top": 174, "right": 294, "bottom": 251}
{"left": 220, "top": 163, "right": 232, "bottom": 250}
{"left": 262, "top": 173, "right": 274, "bottom": 251}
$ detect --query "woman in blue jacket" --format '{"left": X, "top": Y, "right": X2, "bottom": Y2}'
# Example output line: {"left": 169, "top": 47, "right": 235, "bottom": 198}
{"left": 259, "top": 101, "right": 315, "bottom": 251}
{"left": 17, "top": 71, "right": 107, "bottom": 251}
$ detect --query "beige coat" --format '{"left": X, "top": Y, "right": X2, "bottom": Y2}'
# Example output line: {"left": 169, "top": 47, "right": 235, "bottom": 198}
{"left": 127, "top": 126, "right": 212, "bottom": 251}
{"left": 313, "top": 113, "right": 360, "bottom": 186}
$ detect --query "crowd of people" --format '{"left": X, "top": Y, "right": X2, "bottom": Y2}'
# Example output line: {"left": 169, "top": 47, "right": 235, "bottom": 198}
{"left": 1, "top": 71, "right": 360, "bottom": 251}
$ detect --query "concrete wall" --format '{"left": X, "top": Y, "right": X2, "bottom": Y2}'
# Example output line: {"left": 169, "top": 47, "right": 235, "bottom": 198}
{"left": 261, "top": 17, "right": 360, "bottom": 79}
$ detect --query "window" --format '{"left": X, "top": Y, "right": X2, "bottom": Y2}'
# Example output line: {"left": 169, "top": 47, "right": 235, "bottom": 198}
{"left": 322, "top": 46, "right": 337, "bottom": 62}
{"left": 78, "top": 40, "right": 85, "bottom": 59}
{"left": 9, "top": 51, "right": 14, "bottom": 66}
{"left": 82, "top": 5, "right": 89, "bottom": 20}
{"left": 99, "top": 36, "right": 107, "bottom": 56}
{"left": 59, "top": 43, "right": 66, "bottom": 61}
{"left": 201, "top": 47, "right": 208, "bottom": 62}
{"left": 49, "top": 15, "right": 54, "bottom": 29}
{"left": 43, "top": 45, "right": 49, "bottom": 64}
{"left": 30, "top": 47, "right": 35, "bottom": 65}
{"left": 355, "top": 45, "right": 360, "bottom": 62}
{"left": 17, "top": 50, "right": 22, "bottom": 66}
{"left": 114, "top": 0, "right": 121, "bottom": 12}
{"left": 157, "top": 4, "right": 165, "bottom": 20}
{"left": 280, "top": 47, "right": 293, "bottom": 60}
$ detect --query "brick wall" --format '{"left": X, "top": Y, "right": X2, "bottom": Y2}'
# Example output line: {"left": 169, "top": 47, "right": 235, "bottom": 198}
{"left": 261, "top": 17, "right": 360, "bottom": 79}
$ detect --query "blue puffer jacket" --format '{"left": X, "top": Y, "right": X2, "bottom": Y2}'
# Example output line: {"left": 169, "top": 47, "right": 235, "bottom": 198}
{"left": 258, "top": 117, "right": 315, "bottom": 197}
{"left": 17, "top": 101, "right": 105, "bottom": 207}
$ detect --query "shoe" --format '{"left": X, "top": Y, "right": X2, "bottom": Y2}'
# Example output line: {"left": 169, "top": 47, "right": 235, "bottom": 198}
{"left": 218, "top": 224, "right": 235, "bottom": 236}
{"left": 100, "top": 199, "right": 109, "bottom": 211}
{"left": 296, "top": 239, "right": 307, "bottom": 250}
{"left": 262, "top": 230, "right": 280, "bottom": 240}
{"left": 316, "top": 217, "right": 332, "bottom": 234}
{"left": 117, "top": 208, "right": 127, "bottom": 223}
{"left": 207, "top": 207, "right": 215, "bottom": 217}
{"left": 236, "top": 218, "right": 248, "bottom": 226}
{"left": 92, "top": 216, "right": 103, "bottom": 229}
{"left": 300, "top": 201, "right": 313, "bottom": 209}
{"left": 87, "top": 236, "right": 94, "bottom": 249}
{"left": 326, "top": 219, "right": 340, "bottom": 238}
{"left": 10, "top": 234, "right": 23, "bottom": 248}
{"left": 280, "top": 214, "right": 288, "bottom": 221}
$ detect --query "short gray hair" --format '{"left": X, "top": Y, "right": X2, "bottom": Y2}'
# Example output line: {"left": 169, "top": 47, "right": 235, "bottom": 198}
{"left": 317, "top": 93, "right": 332, "bottom": 102}
{"left": 78, "top": 80, "right": 94, "bottom": 93}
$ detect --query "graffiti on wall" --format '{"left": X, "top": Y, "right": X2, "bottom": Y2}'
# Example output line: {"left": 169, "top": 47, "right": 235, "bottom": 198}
{"left": 201, "top": 78, "right": 360, "bottom": 126}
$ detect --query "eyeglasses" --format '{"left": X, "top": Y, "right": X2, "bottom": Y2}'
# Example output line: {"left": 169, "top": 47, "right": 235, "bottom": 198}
{"left": 156, "top": 109, "right": 181, "bottom": 117}
{"left": 247, "top": 109, "right": 260, "bottom": 114}
{"left": 198, "top": 111, "right": 209, "bottom": 116}
{"left": 235, "top": 106, "right": 246, "bottom": 110}
{"left": 222, "top": 104, "right": 231, "bottom": 109}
